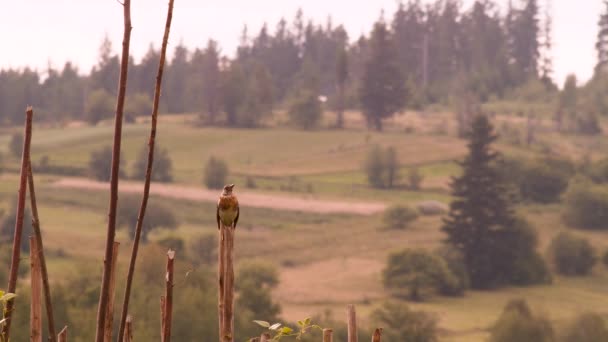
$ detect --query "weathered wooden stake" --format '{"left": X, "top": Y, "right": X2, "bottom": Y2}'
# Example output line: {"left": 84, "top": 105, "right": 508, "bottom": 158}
{"left": 30, "top": 237, "right": 42, "bottom": 342}
{"left": 371, "top": 328, "right": 382, "bottom": 342}
{"left": 218, "top": 226, "right": 226, "bottom": 341}
{"left": 1, "top": 106, "right": 34, "bottom": 341}
{"left": 160, "top": 296, "right": 166, "bottom": 339}
{"left": 323, "top": 328, "right": 333, "bottom": 342}
{"left": 57, "top": 326, "right": 68, "bottom": 342}
{"left": 95, "top": 0, "right": 132, "bottom": 340}
{"left": 162, "top": 250, "right": 175, "bottom": 342}
{"left": 27, "top": 162, "right": 57, "bottom": 341}
{"left": 347, "top": 304, "right": 358, "bottom": 342}
{"left": 124, "top": 316, "right": 133, "bottom": 342}
{"left": 222, "top": 226, "right": 236, "bottom": 342}
{"left": 104, "top": 242, "right": 120, "bottom": 342}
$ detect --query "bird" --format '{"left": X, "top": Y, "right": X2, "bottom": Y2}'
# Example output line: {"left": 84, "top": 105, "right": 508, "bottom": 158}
{"left": 216, "top": 183, "right": 239, "bottom": 230}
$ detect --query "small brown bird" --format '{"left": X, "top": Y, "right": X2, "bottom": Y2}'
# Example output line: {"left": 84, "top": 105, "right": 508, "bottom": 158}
{"left": 216, "top": 184, "right": 239, "bottom": 229}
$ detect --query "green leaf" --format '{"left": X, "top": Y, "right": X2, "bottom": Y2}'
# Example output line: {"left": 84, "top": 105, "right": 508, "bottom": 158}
{"left": 297, "top": 320, "right": 304, "bottom": 326}
{"left": 304, "top": 317, "right": 311, "bottom": 325}
{"left": 0, "top": 291, "right": 4, "bottom": 298}
{"left": 269, "top": 323, "right": 282, "bottom": 331}
{"left": 0, "top": 293, "right": 16, "bottom": 302}
{"left": 253, "top": 320, "right": 270, "bottom": 328}
{"left": 280, "top": 326, "right": 294, "bottom": 334}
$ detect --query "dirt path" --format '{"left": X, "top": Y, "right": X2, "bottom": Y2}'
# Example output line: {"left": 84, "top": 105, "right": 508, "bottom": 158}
{"left": 51, "top": 177, "right": 386, "bottom": 215}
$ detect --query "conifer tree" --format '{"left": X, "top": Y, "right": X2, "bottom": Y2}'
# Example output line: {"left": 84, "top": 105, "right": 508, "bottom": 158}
{"left": 596, "top": 1, "right": 608, "bottom": 75}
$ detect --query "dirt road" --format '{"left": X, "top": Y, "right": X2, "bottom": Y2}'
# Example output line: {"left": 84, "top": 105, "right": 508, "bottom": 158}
{"left": 51, "top": 178, "right": 386, "bottom": 215}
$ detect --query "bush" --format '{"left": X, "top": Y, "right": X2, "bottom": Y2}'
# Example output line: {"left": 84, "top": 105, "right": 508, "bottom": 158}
{"left": 383, "top": 248, "right": 458, "bottom": 301}
{"left": 364, "top": 145, "right": 401, "bottom": 189}
{"left": 116, "top": 196, "right": 178, "bottom": 242}
{"left": 562, "top": 178, "right": 608, "bottom": 229}
{"left": 88, "top": 146, "right": 126, "bottom": 181}
{"left": 548, "top": 232, "right": 597, "bottom": 276}
{"left": 371, "top": 302, "right": 439, "bottom": 342}
{"left": 490, "top": 299, "right": 555, "bottom": 342}
{"left": 435, "top": 246, "right": 469, "bottom": 296}
{"left": 132, "top": 144, "right": 173, "bottom": 182}
{"left": 125, "top": 92, "right": 152, "bottom": 122}
{"left": 407, "top": 167, "right": 424, "bottom": 190}
{"left": 562, "top": 312, "right": 608, "bottom": 342}
{"left": 204, "top": 156, "right": 229, "bottom": 189}
{"left": 287, "top": 90, "right": 322, "bottom": 130}
{"left": 382, "top": 205, "right": 418, "bottom": 230}
{"left": 9, "top": 132, "right": 23, "bottom": 158}
{"left": 507, "top": 219, "right": 552, "bottom": 285}
{"left": 85, "top": 88, "right": 114, "bottom": 124}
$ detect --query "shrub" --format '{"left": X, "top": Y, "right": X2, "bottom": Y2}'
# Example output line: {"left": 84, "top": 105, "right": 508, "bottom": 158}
{"left": 245, "top": 176, "right": 257, "bottom": 189}
{"left": 372, "top": 302, "right": 439, "bottom": 342}
{"left": 124, "top": 92, "right": 152, "bottom": 122}
{"left": 88, "top": 146, "right": 126, "bottom": 181}
{"left": 364, "top": 145, "right": 401, "bottom": 189}
{"left": 9, "top": 132, "right": 23, "bottom": 158}
{"left": 204, "top": 156, "right": 229, "bottom": 189}
{"left": 435, "top": 246, "right": 469, "bottom": 296}
{"left": 85, "top": 88, "right": 114, "bottom": 124}
{"left": 490, "top": 299, "right": 555, "bottom": 342}
{"left": 518, "top": 160, "right": 571, "bottom": 203}
{"left": 407, "top": 167, "right": 424, "bottom": 190}
{"left": 603, "top": 249, "right": 608, "bottom": 267}
{"left": 116, "top": 196, "right": 178, "bottom": 242}
{"left": 132, "top": 144, "right": 173, "bottom": 182}
{"left": 507, "top": 218, "right": 552, "bottom": 285}
{"left": 382, "top": 205, "right": 418, "bottom": 230}
{"left": 383, "top": 248, "right": 457, "bottom": 301}
{"left": 562, "top": 312, "right": 608, "bottom": 342}
{"left": 287, "top": 90, "right": 322, "bottom": 130}
{"left": 548, "top": 232, "right": 597, "bottom": 276}
{"left": 562, "top": 178, "right": 608, "bottom": 229}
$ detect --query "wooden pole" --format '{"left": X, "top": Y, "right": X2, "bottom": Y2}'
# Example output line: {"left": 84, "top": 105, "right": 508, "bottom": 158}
{"left": 221, "top": 225, "right": 235, "bottom": 342}
{"left": 95, "top": 0, "right": 131, "bottom": 340}
{"left": 160, "top": 296, "right": 165, "bottom": 339}
{"left": 27, "top": 162, "right": 57, "bottom": 341}
{"left": 323, "top": 329, "right": 333, "bottom": 342}
{"left": 1, "top": 106, "right": 34, "bottom": 340}
{"left": 162, "top": 250, "right": 175, "bottom": 342}
{"left": 124, "top": 316, "right": 133, "bottom": 342}
{"left": 371, "top": 328, "right": 382, "bottom": 342}
{"left": 57, "top": 326, "right": 68, "bottom": 342}
{"left": 117, "top": 0, "right": 175, "bottom": 339}
{"left": 30, "top": 237, "right": 42, "bottom": 342}
{"left": 104, "top": 242, "right": 120, "bottom": 342}
{"left": 218, "top": 227, "right": 226, "bottom": 341}
{"left": 347, "top": 304, "right": 358, "bottom": 342}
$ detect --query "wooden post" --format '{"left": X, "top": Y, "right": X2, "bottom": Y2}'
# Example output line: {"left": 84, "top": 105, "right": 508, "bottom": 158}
{"left": 30, "top": 237, "right": 42, "bottom": 342}
{"left": 27, "top": 162, "right": 57, "bottom": 341}
{"left": 347, "top": 304, "right": 358, "bottom": 342}
{"left": 160, "top": 296, "right": 166, "bottom": 339}
{"left": 57, "top": 326, "right": 68, "bottom": 342}
{"left": 323, "top": 329, "right": 333, "bottom": 342}
{"left": 371, "top": 328, "right": 382, "bottom": 342}
{"left": 162, "top": 250, "right": 175, "bottom": 342}
{"left": 124, "top": 316, "right": 133, "bottom": 342}
{"left": 104, "top": 242, "right": 120, "bottom": 342}
{"left": 260, "top": 332, "right": 271, "bottom": 342}
{"left": 221, "top": 225, "right": 236, "bottom": 342}
{"left": 117, "top": 0, "right": 175, "bottom": 339}
{"left": 1, "top": 106, "right": 34, "bottom": 341}
{"left": 218, "top": 227, "right": 226, "bottom": 341}
{"left": 95, "top": 0, "right": 132, "bottom": 340}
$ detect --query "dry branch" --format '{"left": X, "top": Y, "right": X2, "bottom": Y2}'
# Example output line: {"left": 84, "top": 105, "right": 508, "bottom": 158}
{"left": 124, "top": 316, "right": 133, "bottom": 342}
{"left": 27, "top": 162, "right": 57, "bottom": 341}
{"left": 347, "top": 304, "right": 358, "bottom": 342}
{"left": 104, "top": 242, "right": 120, "bottom": 342}
{"left": 221, "top": 225, "right": 236, "bottom": 342}
{"left": 218, "top": 227, "right": 226, "bottom": 340}
{"left": 162, "top": 250, "right": 175, "bottom": 342}
{"left": 323, "top": 329, "right": 333, "bottom": 342}
{"left": 57, "top": 326, "right": 68, "bottom": 342}
{"left": 371, "top": 328, "right": 382, "bottom": 342}
{"left": 117, "top": 0, "right": 175, "bottom": 339}
{"left": 1, "top": 106, "right": 34, "bottom": 340}
{"left": 160, "top": 296, "right": 166, "bottom": 339}
{"left": 95, "top": 0, "right": 132, "bottom": 340}
{"left": 30, "top": 237, "right": 42, "bottom": 342}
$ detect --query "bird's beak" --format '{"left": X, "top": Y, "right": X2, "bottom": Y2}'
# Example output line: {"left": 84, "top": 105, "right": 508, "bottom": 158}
{"left": 228, "top": 184, "right": 235, "bottom": 190}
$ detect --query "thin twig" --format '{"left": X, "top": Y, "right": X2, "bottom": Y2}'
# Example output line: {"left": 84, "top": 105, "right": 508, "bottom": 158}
{"left": 27, "top": 162, "right": 57, "bottom": 341}
{"left": 57, "top": 326, "right": 68, "bottom": 342}
{"left": 371, "top": 328, "right": 382, "bottom": 342}
{"left": 30, "top": 237, "right": 42, "bottom": 342}
{"left": 1, "top": 106, "right": 34, "bottom": 340}
{"left": 162, "top": 250, "right": 175, "bottom": 342}
{"left": 124, "top": 316, "right": 133, "bottom": 342}
{"left": 95, "top": 1, "right": 132, "bottom": 341}
{"left": 117, "top": 0, "right": 175, "bottom": 339}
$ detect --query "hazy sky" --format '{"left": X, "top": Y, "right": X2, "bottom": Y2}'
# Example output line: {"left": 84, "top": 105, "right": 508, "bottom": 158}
{"left": 0, "top": 1, "right": 601, "bottom": 86}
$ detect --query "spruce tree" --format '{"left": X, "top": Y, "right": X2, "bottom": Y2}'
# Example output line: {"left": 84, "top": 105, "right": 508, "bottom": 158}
{"left": 442, "top": 115, "right": 540, "bottom": 289}
{"left": 359, "top": 19, "right": 406, "bottom": 131}
{"left": 596, "top": 1, "right": 608, "bottom": 75}
{"left": 335, "top": 46, "right": 348, "bottom": 128}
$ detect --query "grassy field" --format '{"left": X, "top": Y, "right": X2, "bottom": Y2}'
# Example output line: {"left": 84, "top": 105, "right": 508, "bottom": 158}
{"left": 1, "top": 112, "right": 608, "bottom": 340}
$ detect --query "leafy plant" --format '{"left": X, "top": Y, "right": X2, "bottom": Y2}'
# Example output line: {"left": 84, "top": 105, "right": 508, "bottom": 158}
{"left": 253, "top": 317, "right": 322, "bottom": 340}
{"left": 0, "top": 290, "right": 17, "bottom": 342}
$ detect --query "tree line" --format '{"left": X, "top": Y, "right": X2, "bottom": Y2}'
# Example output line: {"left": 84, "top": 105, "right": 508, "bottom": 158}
{"left": 4, "top": 0, "right": 601, "bottom": 130}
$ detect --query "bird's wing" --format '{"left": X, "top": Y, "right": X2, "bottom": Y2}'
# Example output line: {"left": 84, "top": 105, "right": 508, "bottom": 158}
{"left": 216, "top": 201, "right": 220, "bottom": 230}
{"left": 234, "top": 203, "right": 239, "bottom": 229}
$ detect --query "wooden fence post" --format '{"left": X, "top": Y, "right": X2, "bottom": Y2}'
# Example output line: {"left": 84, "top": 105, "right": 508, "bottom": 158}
{"left": 347, "top": 304, "right": 358, "bottom": 342}
{"left": 323, "top": 328, "right": 333, "bottom": 342}
{"left": 30, "top": 237, "right": 42, "bottom": 342}
{"left": 222, "top": 226, "right": 236, "bottom": 342}
{"left": 371, "top": 328, "right": 382, "bottom": 342}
